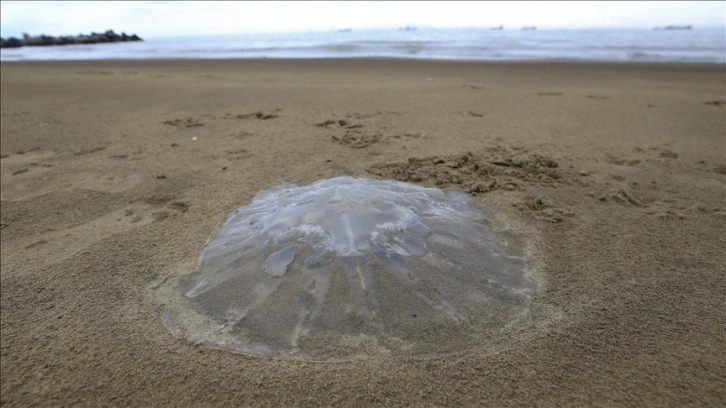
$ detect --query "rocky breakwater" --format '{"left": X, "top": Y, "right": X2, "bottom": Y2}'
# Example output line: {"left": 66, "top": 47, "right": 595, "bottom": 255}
{"left": 0, "top": 30, "right": 142, "bottom": 48}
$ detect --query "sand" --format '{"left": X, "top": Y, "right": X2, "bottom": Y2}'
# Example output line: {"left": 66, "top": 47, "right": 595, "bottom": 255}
{"left": 1, "top": 59, "right": 724, "bottom": 407}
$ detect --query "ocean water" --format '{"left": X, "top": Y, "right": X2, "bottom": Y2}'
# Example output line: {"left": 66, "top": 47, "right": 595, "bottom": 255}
{"left": 2, "top": 27, "right": 724, "bottom": 64}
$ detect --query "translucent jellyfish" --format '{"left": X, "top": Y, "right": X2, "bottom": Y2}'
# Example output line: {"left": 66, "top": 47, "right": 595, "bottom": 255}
{"left": 151, "top": 176, "right": 535, "bottom": 359}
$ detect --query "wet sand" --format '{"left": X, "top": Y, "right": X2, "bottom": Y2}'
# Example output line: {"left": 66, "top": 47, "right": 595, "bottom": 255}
{"left": 1, "top": 59, "right": 725, "bottom": 406}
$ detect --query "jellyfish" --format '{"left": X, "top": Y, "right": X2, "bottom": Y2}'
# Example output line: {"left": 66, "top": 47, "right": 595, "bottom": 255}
{"left": 151, "top": 176, "right": 535, "bottom": 359}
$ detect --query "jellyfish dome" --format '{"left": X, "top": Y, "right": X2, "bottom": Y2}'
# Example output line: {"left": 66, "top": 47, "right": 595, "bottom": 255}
{"left": 151, "top": 176, "right": 535, "bottom": 359}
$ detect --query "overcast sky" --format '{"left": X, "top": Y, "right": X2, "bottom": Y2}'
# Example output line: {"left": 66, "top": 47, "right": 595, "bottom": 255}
{"left": 1, "top": 1, "right": 723, "bottom": 38}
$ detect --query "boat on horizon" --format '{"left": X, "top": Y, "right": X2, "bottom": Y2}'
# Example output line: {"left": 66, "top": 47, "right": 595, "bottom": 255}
{"left": 521, "top": 26, "right": 537, "bottom": 31}
{"left": 654, "top": 25, "right": 693, "bottom": 30}
{"left": 491, "top": 25, "right": 503, "bottom": 30}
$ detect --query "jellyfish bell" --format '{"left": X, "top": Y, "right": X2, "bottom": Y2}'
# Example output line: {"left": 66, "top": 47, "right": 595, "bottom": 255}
{"left": 150, "top": 176, "right": 535, "bottom": 359}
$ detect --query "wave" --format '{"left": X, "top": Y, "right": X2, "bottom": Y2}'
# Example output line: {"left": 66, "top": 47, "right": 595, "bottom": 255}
{"left": 2, "top": 27, "right": 724, "bottom": 63}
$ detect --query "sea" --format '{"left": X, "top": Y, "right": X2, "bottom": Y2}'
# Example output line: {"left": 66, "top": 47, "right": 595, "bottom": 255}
{"left": 1, "top": 27, "right": 724, "bottom": 64}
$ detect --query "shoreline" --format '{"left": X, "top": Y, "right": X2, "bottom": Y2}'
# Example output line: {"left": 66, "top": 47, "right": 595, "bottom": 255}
{"left": 2, "top": 56, "right": 725, "bottom": 67}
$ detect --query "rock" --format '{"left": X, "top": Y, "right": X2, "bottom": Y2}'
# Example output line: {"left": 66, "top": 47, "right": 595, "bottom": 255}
{"left": 0, "top": 37, "right": 23, "bottom": 48}
{"left": 0, "top": 30, "right": 143, "bottom": 48}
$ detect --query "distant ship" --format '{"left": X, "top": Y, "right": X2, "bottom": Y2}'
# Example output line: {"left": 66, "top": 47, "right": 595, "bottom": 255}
{"left": 398, "top": 26, "right": 418, "bottom": 31}
{"left": 521, "top": 26, "right": 537, "bottom": 31}
{"left": 338, "top": 28, "right": 352, "bottom": 33}
{"left": 654, "top": 25, "right": 693, "bottom": 30}
{"left": 491, "top": 25, "right": 504, "bottom": 30}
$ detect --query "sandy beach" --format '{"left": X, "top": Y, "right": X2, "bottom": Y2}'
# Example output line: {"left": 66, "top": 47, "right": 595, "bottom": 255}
{"left": 1, "top": 59, "right": 724, "bottom": 406}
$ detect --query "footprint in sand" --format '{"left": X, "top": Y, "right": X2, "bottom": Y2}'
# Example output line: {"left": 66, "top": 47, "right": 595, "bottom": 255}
{"left": 1, "top": 149, "right": 141, "bottom": 199}
{"left": 597, "top": 189, "right": 642, "bottom": 207}
{"left": 1, "top": 150, "right": 58, "bottom": 197}
{"left": 390, "top": 132, "right": 424, "bottom": 140}
{"left": 163, "top": 117, "right": 205, "bottom": 128}
{"left": 221, "top": 110, "right": 281, "bottom": 120}
{"left": 513, "top": 196, "right": 575, "bottom": 223}
{"left": 316, "top": 112, "right": 418, "bottom": 149}
{"left": 648, "top": 210, "right": 686, "bottom": 220}
{"left": 316, "top": 119, "right": 363, "bottom": 129}
{"left": 3, "top": 170, "right": 143, "bottom": 201}
{"left": 73, "top": 146, "right": 106, "bottom": 156}
{"left": 345, "top": 111, "right": 399, "bottom": 119}
{"left": 658, "top": 149, "right": 679, "bottom": 159}
{"left": 1, "top": 148, "right": 53, "bottom": 164}
{"left": 231, "top": 130, "right": 254, "bottom": 140}
{"left": 332, "top": 132, "right": 382, "bottom": 149}
{"left": 5, "top": 202, "right": 156, "bottom": 268}
{"left": 330, "top": 130, "right": 423, "bottom": 149}
{"left": 605, "top": 154, "right": 641, "bottom": 166}
{"left": 224, "top": 148, "right": 252, "bottom": 161}
{"left": 5, "top": 196, "right": 190, "bottom": 269}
